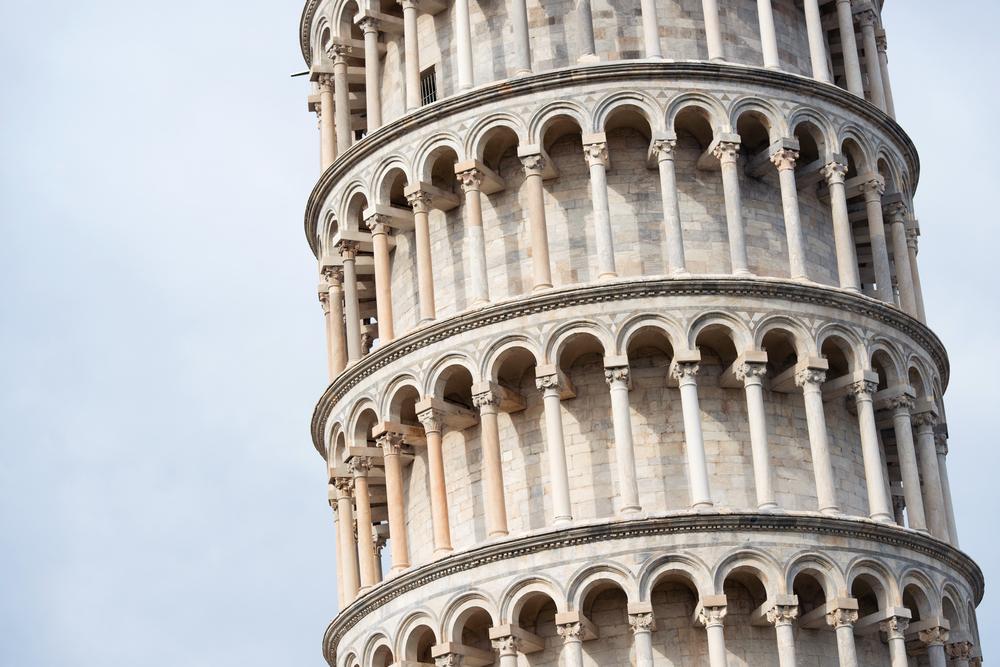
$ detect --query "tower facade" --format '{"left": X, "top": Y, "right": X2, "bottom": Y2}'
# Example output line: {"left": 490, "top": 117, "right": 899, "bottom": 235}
{"left": 298, "top": 2, "right": 984, "bottom": 666}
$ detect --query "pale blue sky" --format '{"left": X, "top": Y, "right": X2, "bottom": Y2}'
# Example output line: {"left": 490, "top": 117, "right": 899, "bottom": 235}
{"left": 0, "top": 1, "right": 995, "bottom": 665}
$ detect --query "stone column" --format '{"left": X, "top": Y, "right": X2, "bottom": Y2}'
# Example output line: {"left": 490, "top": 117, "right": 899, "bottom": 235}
{"left": 629, "top": 611, "right": 656, "bottom": 667}
{"left": 511, "top": 0, "right": 532, "bottom": 75}
{"left": 836, "top": 0, "right": 864, "bottom": 97}
{"left": 329, "top": 489, "right": 345, "bottom": 608}
{"left": 519, "top": 153, "right": 554, "bottom": 291}
{"left": 936, "top": 434, "right": 960, "bottom": 545}
{"left": 334, "top": 476, "right": 361, "bottom": 601}
{"left": 492, "top": 635, "right": 519, "bottom": 667}
{"left": 328, "top": 44, "right": 353, "bottom": 153}
{"left": 803, "top": 0, "right": 831, "bottom": 83}
{"left": 376, "top": 431, "right": 410, "bottom": 574}
{"left": 882, "top": 616, "right": 910, "bottom": 667}
{"left": 456, "top": 167, "right": 490, "bottom": 305}
{"left": 672, "top": 361, "right": 713, "bottom": 509}
{"left": 863, "top": 178, "right": 894, "bottom": 303}
{"left": 889, "top": 395, "right": 927, "bottom": 530}
{"left": 399, "top": 0, "right": 421, "bottom": 111}
{"left": 536, "top": 371, "right": 573, "bottom": 524}
{"left": 886, "top": 201, "right": 917, "bottom": 316}
{"left": 920, "top": 626, "right": 950, "bottom": 667}
{"left": 698, "top": 603, "right": 728, "bottom": 667}
{"left": 650, "top": 135, "right": 688, "bottom": 276}
{"left": 772, "top": 144, "right": 808, "bottom": 280}
{"left": 767, "top": 603, "right": 799, "bottom": 667}
{"left": 876, "top": 30, "right": 896, "bottom": 118}
{"left": 947, "top": 642, "right": 974, "bottom": 667}
{"left": 796, "top": 367, "right": 840, "bottom": 515}
{"left": 737, "top": 361, "right": 777, "bottom": 511}
{"left": 714, "top": 138, "right": 752, "bottom": 277}
{"left": 857, "top": 9, "right": 886, "bottom": 112}
{"left": 757, "top": 0, "right": 780, "bottom": 69}
{"left": 317, "top": 74, "right": 336, "bottom": 170}
{"left": 913, "top": 411, "right": 948, "bottom": 540}
{"left": 338, "top": 240, "right": 363, "bottom": 361}
{"left": 350, "top": 456, "right": 379, "bottom": 590}
{"left": 358, "top": 17, "right": 383, "bottom": 130}
{"left": 583, "top": 137, "right": 617, "bottom": 280}
{"left": 576, "top": 0, "right": 597, "bottom": 62}
{"left": 849, "top": 379, "right": 894, "bottom": 522}
{"left": 406, "top": 189, "right": 437, "bottom": 323}
{"left": 822, "top": 160, "right": 861, "bottom": 292}
{"left": 366, "top": 214, "right": 395, "bottom": 342}
{"left": 557, "top": 622, "right": 585, "bottom": 667}
{"left": 318, "top": 292, "right": 334, "bottom": 379}
{"left": 605, "top": 363, "right": 641, "bottom": 516}
{"left": 454, "top": 0, "right": 474, "bottom": 91}
{"left": 324, "top": 268, "right": 348, "bottom": 376}
{"left": 472, "top": 385, "right": 510, "bottom": 537}
{"left": 906, "top": 227, "right": 927, "bottom": 322}
{"left": 640, "top": 0, "right": 662, "bottom": 59}
{"left": 826, "top": 607, "right": 860, "bottom": 667}
{"left": 417, "top": 406, "right": 453, "bottom": 555}
{"left": 701, "top": 0, "right": 724, "bottom": 61}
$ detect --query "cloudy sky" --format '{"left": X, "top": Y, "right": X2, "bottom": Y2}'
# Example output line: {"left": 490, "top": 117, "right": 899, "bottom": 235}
{"left": 0, "top": 1, "right": 995, "bottom": 665}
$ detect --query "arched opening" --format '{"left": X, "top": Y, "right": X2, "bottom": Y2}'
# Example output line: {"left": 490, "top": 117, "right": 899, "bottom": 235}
{"left": 673, "top": 106, "right": 725, "bottom": 274}
{"left": 901, "top": 583, "right": 931, "bottom": 623}
{"left": 721, "top": 567, "right": 772, "bottom": 661}
{"left": 841, "top": 138, "right": 879, "bottom": 297}
{"left": 539, "top": 114, "right": 591, "bottom": 283}
{"left": 649, "top": 571, "right": 701, "bottom": 664}
{"left": 333, "top": 1, "right": 367, "bottom": 140}
{"left": 579, "top": 580, "right": 630, "bottom": 665}
{"left": 791, "top": 119, "right": 838, "bottom": 287}
{"left": 403, "top": 624, "right": 437, "bottom": 663}
{"left": 513, "top": 590, "right": 559, "bottom": 664}
{"left": 850, "top": 573, "right": 893, "bottom": 664}
{"left": 452, "top": 606, "right": 495, "bottom": 661}
{"left": 371, "top": 644, "right": 394, "bottom": 667}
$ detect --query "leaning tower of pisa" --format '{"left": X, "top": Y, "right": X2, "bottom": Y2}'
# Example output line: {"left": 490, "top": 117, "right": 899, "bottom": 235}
{"left": 297, "top": 1, "right": 985, "bottom": 665}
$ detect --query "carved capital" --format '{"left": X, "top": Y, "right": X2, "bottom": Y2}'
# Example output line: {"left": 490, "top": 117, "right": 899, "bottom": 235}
{"left": 875, "top": 31, "right": 888, "bottom": 53}
{"left": 417, "top": 408, "right": 441, "bottom": 434}
{"left": 348, "top": 456, "right": 373, "bottom": 477}
{"left": 826, "top": 607, "right": 858, "bottom": 629}
{"left": 795, "top": 367, "right": 827, "bottom": 387}
{"left": 697, "top": 605, "right": 727, "bottom": 628}
{"left": 491, "top": 635, "right": 519, "bottom": 656}
{"left": 888, "top": 395, "right": 915, "bottom": 413}
{"left": 935, "top": 433, "right": 949, "bottom": 456}
{"left": 735, "top": 361, "right": 768, "bottom": 383}
{"left": 357, "top": 16, "right": 381, "bottom": 33}
{"left": 406, "top": 190, "right": 433, "bottom": 214}
{"left": 712, "top": 140, "right": 741, "bottom": 164}
{"left": 365, "top": 213, "right": 391, "bottom": 236}
{"left": 333, "top": 476, "right": 355, "bottom": 496}
{"left": 583, "top": 141, "right": 609, "bottom": 168}
{"left": 766, "top": 604, "right": 799, "bottom": 627}
{"left": 820, "top": 160, "right": 848, "bottom": 186}
{"left": 857, "top": 8, "right": 879, "bottom": 28}
{"left": 456, "top": 168, "right": 483, "bottom": 193}
{"left": 885, "top": 201, "right": 909, "bottom": 225}
{"left": 918, "top": 626, "right": 949, "bottom": 647}
{"left": 864, "top": 177, "right": 886, "bottom": 199}
{"left": 520, "top": 153, "right": 547, "bottom": 175}
{"left": 906, "top": 228, "right": 920, "bottom": 251}
{"left": 318, "top": 290, "right": 331, "bottom": 314}
{"left": 398, "top": 0, "right": 421, "bottom": 9}
{"left": 947, "top": 642, "right": 974, "bottom": 660}
{"left": 604, "top": 365, "right": 630, "bottom": 386}
{"left": 628, "top": 612, "right": 656, "bottom": 634}
{"left": 322, "top": 266, "right": 344, "bottom": 288}
{"left": 317, "top": 73, "right": 335, "bottom": 91}
{"left": 912, "top": 410, "right": 938, "bottom": 430}
{"left": 880, "top": 616, "right": 909, "bottom": 640}
{"left": 336, "top": 239, "right": 360, "bottom": 260}
{"left": 670, "top": 362, "right": 700, "bottom": 382}
{"left": 472, "top": 387, "right": 501, "bottom": 411}
{"left": 535, "top": 373, "right": 562, "bottom": 392}
{"left": 435, "top": 654, "right": 462, "bottom": 667}
{"left": 377, "top": 431, "right": 405, "bottom": 456}
{"left": 326, "top": 43, "right": 353, "bottom": 63}
{"left": 848, "top": 379, "right": 878, "bottom": 399}
{"left": 771, "top": 147, "right": 800, "bottom": 172}
{"left": 650, "top": 137, "right": 677, "bottom": 161}
{"left": 556, "top": 622, "right": 583, "bottom": 643}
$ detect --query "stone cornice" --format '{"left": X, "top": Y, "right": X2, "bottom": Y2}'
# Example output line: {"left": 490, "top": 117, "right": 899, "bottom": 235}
{"left": 299, "top": 0, "right": 320, "bottom": 67}
{"left": 302, "top": 60, "right": 920, "bottom": 256}
{"left": 309, "top": 277, "right": 948, "bottom": 457}
{"left": 320, "top": 513, "right": 984, "bottom": 665}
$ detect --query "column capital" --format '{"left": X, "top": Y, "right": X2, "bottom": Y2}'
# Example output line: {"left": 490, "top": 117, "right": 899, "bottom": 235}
{"left": 820, "top": 159, "right": 849, "bottom": 185}
{"left": 885, "top": 199, "right": 909, "bottom": 224}
{"left": 848, "top": 378, "right": 878, "bottom": 399}
{"left": 519, "top": 152, "right": 548, "bottom": 176}
{"left": 875, "top": 29, "right": 888, "bottom": 53}
{"left": 336, "top": 239, "right": 360, "bottom": 260}
{"left": 583, "top": 141, "right": 609, "bottom": 168}
{"left": 472, "top": 386, "right": 501, "bottom": 412}
{"left": 918, "top": 625, "right": 950, "bottom": 647}
{"left": 556, "top": 621, "right": 584, "bottom": 643}
{"left": 670, "top": 361, "right": 700, "bottom": 382}
{"left": 398, "top": 0, "right": 421, "bottom": 9}
{"left": 879, "top": 615, "right": 909, "bottom": 640}
{"left": 317, "top": 73, "right": 335, "bottom": 90}
{"left": 348, "top": 456, "right": 374, "bottom": 477}
{"left": 697, "top": 604, "right": 727, "bottom": 628}
{"left": 912, "top": 409, "right": 938, "bottom": 430}
{"left": 649, "top": 134, "right": 677, "bottom": 161}
{"left": 325, "top": 42, "right": 353, "bottom": 64}
{"left": 333, "top": 475, "right": 355, "bottom": 496}
{"left": 766, "top": 604, "right": 799, "bottom": 627}
{"left": 863, "top": 176, "right": 886, "bottom": 200}
{"left": 417, "top": 406, "right": 442, "bottom": 434}
{"left": 826, "top": 607, "right": 858, "bottom": 629}
{"left": 491, "top": 635, "right": 520, "bottom": 657}
{"left": 947, "top": 642, "right": 974, "bottom": 660}
{"left": 456, "top": 167, "right": 484, "bottom": 193}
{"left": 356, "top": 15, "right": 381, "bottom": 33}
{"left": 434, "top": 654, "right": 462, "bottom": 667}
{"left": 604, "top": 365, "right": 630, "bottom": 386}
{"left": 906, "top": 227, "right": 920, "bottom": 250}
{"left": 405, "top": 189, "right": 434, "bottom": 214}
{"left": 322, "top": 265, "right": 344, "bottom": 288}
{"left": 536, "top": 372, "right": 563, "bottom": 392}
{"left": 887, "top": 394, "right": 915, "bottom": 413}
{"left": 935, "top": 433, "right": 949, "bottom": 456}
{"left": 376, "top": 430, "right": 405, "bottom": 456}
{"left": 365, "top": 212, "right": 391, "bottom": 236}
{"left": 318, "top": 290, "right": 331, "bottom": 314}
{"left": 770, "top": 147, "right": 800, "bottom": 172}
{"left": 712, "top": 139, "right": 741, "bottom": 165}
{"left": 628, "top": 611, "right": 656, "bottom": 634}
{"left": 735, "top": 361, "right": 768, "bottom": 383}
{"left": 857, "top": 7, "right": 879, "bottom": 28}
{"left": 795, "top": 367, "right": 827, "bottom": 387}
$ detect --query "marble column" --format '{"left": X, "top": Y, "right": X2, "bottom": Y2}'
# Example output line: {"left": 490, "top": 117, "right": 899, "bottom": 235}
{"left": 605, "top": 363, "right": 641, "bottom": 516}
{"left": 947, "top": 641, "right": 974, "bottom": 667}
{"left": 906, "top": 227, "right": 927, "bottom": 322}
{"left": 454, "top": 0, "right": 473, "bottom": 90}
{"left": 920, "top": 626, "right": 950, "bottom": 667}
{"left": 456, "top": 166, "right": 490, "bottom": 304}
{"left": 701, "top": 0, "right": 724, "bottom": 61}
{"left": 803, "top": 0, "right": 831, "bottom": 83}
{"left": 826, "top": 607, "right": 860, "bottom": 667}
{"left": 672, "top": 361, "right": 713, "bottom": 509}
{"left": 912, "top": 410, "right": 948, "bottom": 539}
{"left": 936, "top": 434, "right": 960, "bottom": 545}
{"left": 858, "top": 9, "right": 886, "bottom": 112}
{"left": 536, "top": 371, "right": 573, "bottom": 524}
{"left": 366, "top": 214, "right": 395, "bottom": 342}
{"left": 557, "top": 622, "right": 585, "bottom": 667}
{"left": 329, "top": 489, "right": 345, "bottom": 608}
{"left": 822, "top": 160, "right": 861, "bottom": 292}
{"left": 876, "top": 30, "right": 896, "bottom": 118}
{"left": 328, "top": 44, "right": 353, "bottom": 153}
{"left": 699, "top": 603, "right": 728, "bottom": 667}
{"left": 768, "top": 603, "right": 799, "bottom": 667}
{"left": 757, "top": 0, "right": 780, "bottom": 69}
{"left": 406, "top": 189, "right": 437, "bottom": 322}
{"left": 338, "top": 240, "right": 363, "bottom": 361}
{"left": 849, "top": 379, "right": 894, "bottom": 522}
{"left": 629, "top": 611, "right": 656, "bottom": 667}
{"left": 584, "top": 137, "right": 617, "bottom": 280}
{"left": 863, "top": 178, "right": 894, "bottom": 303}
{"left": 358, "top": 17, "right": 383, "bottom": 130}
{"left": 640, "top": 0, "right": 662, "bottom": 59}
{"left": 714, "top": 138, "right": 751, "bottom": 276}
{"left": 511, "top": 0, "right": 532, "bottom": 75}
{"left": 886, "top": 201, "right": 917, "bottom": 316}
{"left": 772, "top": 144, "right": 808, "bottom": 280}
{"left": 377, "top": 430, "right": 410, "bottom": 574}
{"left": 417, "top": 406, "right": 453, "bottom": 555}
{"left": 796, "top": 367, "right": 840, "bottom": 515}
{"left": 350, "top": 456, "right": 379, "bottom": 590}
{"left": 650, "top": 135, "right": 688, "bottom": 276}
{"left": 334, "top": 476, "right": 361, "bottom": 601}
{"left": 399, "top": 0, "right": 421, "bottom": 111}
{"left": 472, "top": 385, "right": 510, "bottom": 537}
{"left": 882, "top": 616, "right": 910, "bottom": 667}
{"left": 576, "top": 0, "right": 597, "bottom": 62}
{"left": 317, "top": 74, "right": 336, "bottom": 170}
{"left": 737, "top": 361, "right": 777, "bottom": 511}
{"left": 324, "top": 268, "right": 348, "bottom": 376}
{"left": 836, "top": 0, "right": 864, "bottom": 97}
{"left": 889, "top": 395, "right": 927, "bottom": 531}
{"left": 519, "top": 153, "right": 554, "bottom": 291}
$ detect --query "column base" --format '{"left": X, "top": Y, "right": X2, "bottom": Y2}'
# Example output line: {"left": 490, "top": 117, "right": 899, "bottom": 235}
{"left": 577, "top": 54, "right": 600, "bottom": 64}
{"left": 389, "top": 564, "right": 410, "bottom": 577}
{"left": 598, "top": 272, "right": 618, "bottom": 281}
{"left": 488, "top": 530, "right": 510, "bottom": 539}
{"left": 619, "top": 506, "right": 643, "bottom": 518}
{"left": 757, "top": 502, "right": 780, "bottom": 513}
{"left": 820, "top": 506, "right": 841, "bottom": 516}
{"left": 691, "top": 501, "right": 715, "bottom": 512}
{"left": 553, "top": 515, "right": 574, "bottom": 526}
{"left": 532, "top": 283, "right": 553, "bottom": 292}
{"left": 671, "top": 269, "right": 692, "bottom": 278}
{"left": 515, "top": 69, "right": 532, "bottom": 76}
{"left": 871, "top": 513, "right": 895, "bottom": 524}
{"left": 432, "top": 547, "right": 454, "bottom": 559}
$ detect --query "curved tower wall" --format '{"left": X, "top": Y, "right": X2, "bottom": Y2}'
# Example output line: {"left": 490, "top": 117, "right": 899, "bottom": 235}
{"left": 296, "top": 2, "right": 985, "bottom": 666}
